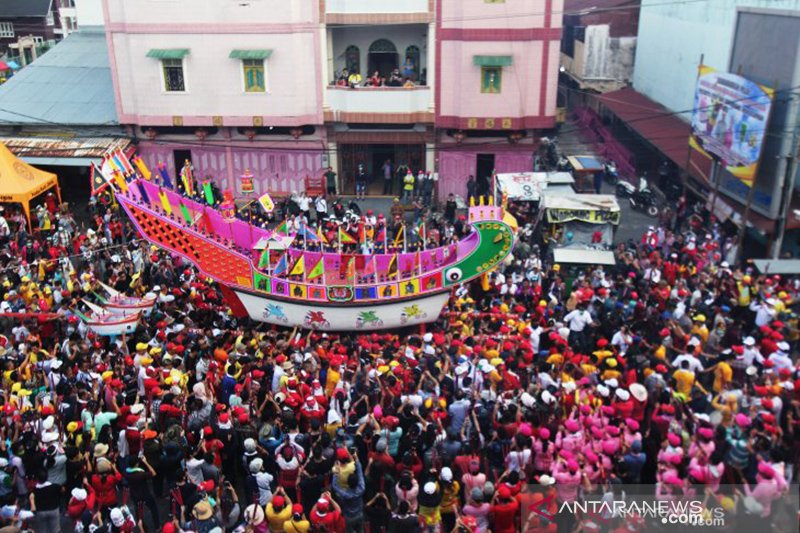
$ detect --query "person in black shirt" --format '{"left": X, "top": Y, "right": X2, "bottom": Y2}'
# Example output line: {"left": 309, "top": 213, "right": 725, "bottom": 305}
{"left": 124, "top": 456, "right": 160, "bottom": 528}
{"left": 30, "top": 469, "right": 60, "bottom": 533}
{"left": 389, "top": 500, "right": 421, "bottom": 533}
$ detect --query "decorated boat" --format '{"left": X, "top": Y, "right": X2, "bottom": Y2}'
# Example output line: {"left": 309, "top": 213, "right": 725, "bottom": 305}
{"left": 109, "top": 170, "right": 514, "bottom": 330}
{"left": 94, "top": 281, "right": 156, "bottom": 317}
{"left": 76, "top": 300, "right": 141, "bottom": 336}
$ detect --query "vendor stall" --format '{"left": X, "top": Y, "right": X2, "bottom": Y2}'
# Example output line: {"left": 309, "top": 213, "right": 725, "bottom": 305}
{"left": 0, "top": 141, "right": 61, "bottom": 230}
{"left": 540, "top": 193, "right": 620, "bottom": 249}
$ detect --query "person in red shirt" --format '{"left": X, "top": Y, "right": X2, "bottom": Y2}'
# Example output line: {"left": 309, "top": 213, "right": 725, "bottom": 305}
{"left": 309, "top": 494, "right": 344, "bottom": 532}
{"left": 490, "top": 485, "right": 519, "bottom": 533}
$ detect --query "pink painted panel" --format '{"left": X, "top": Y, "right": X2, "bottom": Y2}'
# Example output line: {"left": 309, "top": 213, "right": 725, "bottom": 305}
{"left": 137, "top": 142, "right": 323, "bottom": 196}
{"left": 438, "top": 151, "right": 476, "bottom": 198}
{"left": 495, "top": 153, "right": 533, "bottom": 174}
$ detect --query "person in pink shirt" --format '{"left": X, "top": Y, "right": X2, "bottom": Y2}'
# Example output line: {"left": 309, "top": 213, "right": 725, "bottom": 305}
{"left": 532, "top": 428, "right": 555, "bottom": 474}
{"left": 552, "top": 458, "right": 581, "bottom": 503}
{"left": 622, "top": 418, "right": 642, "bottom": 447}
{"left": 461, "top": 458, "right": 487, "bottom": 497}
{"left": 556, "top": 419, "right": 584, "bottom": 453}
{"left": 743, "top": 462, "right": 786, "bottom": 517}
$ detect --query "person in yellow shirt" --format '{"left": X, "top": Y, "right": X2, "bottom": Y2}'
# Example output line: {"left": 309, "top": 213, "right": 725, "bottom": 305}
{"left": 691, "top": 315, "right": 709, "bottom": 344}
{"left": 439, "top": 467, "right": 460, "bottom": 532}
{"left": 266, "top": 489, "right": 293, "bottom": 533}
{"left": 672, "top": 360, "right": 707, "bottom": 400}
{"left": 711, "top": 357, "right": 733, "bottom": 393}
{"left": 283, "top": 504, "right": 310, "bottom": 533}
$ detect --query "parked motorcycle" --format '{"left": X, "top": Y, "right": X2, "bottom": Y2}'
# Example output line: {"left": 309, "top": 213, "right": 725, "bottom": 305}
{"left": 615, "top": 180, "right": 636, "bottom": 198}
{"left": 629, "top": 188, "right": 660, "bottom": 217}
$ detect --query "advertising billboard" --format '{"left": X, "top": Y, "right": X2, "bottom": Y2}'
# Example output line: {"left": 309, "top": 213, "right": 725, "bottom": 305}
{"left": 689, "top": 66, "right": 774, "bottom": 187}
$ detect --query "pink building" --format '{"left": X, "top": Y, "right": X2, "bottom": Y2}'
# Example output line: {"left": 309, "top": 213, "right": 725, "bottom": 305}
{"left": 103, "top": 0, "right": 562, "bottom": 198}
{"left": 103, "top": 0, "right": 324, "bottom": 195}
{"left": 436, "top": 0, "right": 563, "bottom": 198}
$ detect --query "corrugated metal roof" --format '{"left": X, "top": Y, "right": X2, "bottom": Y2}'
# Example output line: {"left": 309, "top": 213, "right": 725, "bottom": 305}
{"left": 0, "top": 0, "right": 52, "bottom": 18}
{"left": 0, "top": 135, "right": 130, "bottom": 158}
{"left": 0, "top": 27, "right": 118, "bottom": 126}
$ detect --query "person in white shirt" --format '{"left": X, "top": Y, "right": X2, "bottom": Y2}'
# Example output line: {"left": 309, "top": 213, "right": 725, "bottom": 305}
{"left": 611, "top": 326, "right": 633, "bottom": 354}
{"left": 767, "top": 342, "right": 793, "bottom": 371}
{"left": 314, "top": 195, "right": 328, "bottom": 217}
{"left": 672, "top": 353, "right": 704, "bottom": 373}
{"left": 563, "top": 304, "right": 594, "bottom": 352}
{"left": 740, "top": 337, "right": 764, "bottom": 366}
{"left": 750, "top": 298, "right": 777, "bottom": 328}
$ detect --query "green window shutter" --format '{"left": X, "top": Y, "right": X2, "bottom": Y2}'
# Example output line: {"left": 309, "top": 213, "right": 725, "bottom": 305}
{"left": 473, "top": 55, "right": 512, "bottom": 67}
{"left": 146, "top": 48, "right": 190, "bottom": 59}
{"left": 229, "top": 49, "right": 273, "bottom": 60}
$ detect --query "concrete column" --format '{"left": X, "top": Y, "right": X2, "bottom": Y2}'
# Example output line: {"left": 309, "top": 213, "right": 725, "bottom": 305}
{"left": 328, "top": 141, "right": 339, "bottom": 174}
{"left": 427, "top": 21, "right": 436, "bottom": 112}
{"left": 425, "top": 142, "right": 435, "bottom": 173}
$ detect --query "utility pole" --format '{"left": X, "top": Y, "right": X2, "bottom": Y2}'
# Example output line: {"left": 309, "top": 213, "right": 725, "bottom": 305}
{"left": 771, "top": 133, "right": 800, "bottom": 258}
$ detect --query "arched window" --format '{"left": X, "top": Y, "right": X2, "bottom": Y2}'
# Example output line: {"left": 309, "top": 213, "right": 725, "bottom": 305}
{"left": 404, "top": 45, "right": 420, "bottom": 80}
{"left": 368, "top": 39, "right": 398, "bottom": 54}
{"left": 345, "top": 45, "right": 360, "bottom": 74}
{"left": 367, "top": 39, "right": 399, "bottom": 79}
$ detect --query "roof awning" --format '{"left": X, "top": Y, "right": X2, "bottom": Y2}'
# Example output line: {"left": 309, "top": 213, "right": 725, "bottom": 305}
{"left": 473, "top": 55, "right": 512, "bottom": 67}
{"left": 0, "top": 136, "right": 131, "bottom": 163}
{"left": 146, "top": 48, "right": 190, "bottom": 60}
{"left": 554, "top": 248, "right": 616, "bottom": 266}
{"left": 752, "top": 259, "right": 800, "bottom": 275}
{"left": 598, "top": 87, "right": 709, "bottom": 176}
{"left": 229, "top": 49, "right": 272, "bottom": 60}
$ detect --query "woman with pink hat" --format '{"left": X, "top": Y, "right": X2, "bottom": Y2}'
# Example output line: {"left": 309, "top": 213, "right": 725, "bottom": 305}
{"left": 532, "top": 427, "right": 555, "bottom": 475}
{"left": 743, "top": 462, "right": 787, "bottom": 517}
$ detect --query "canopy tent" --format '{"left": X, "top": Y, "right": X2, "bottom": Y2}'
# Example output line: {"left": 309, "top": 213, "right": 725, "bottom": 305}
{"left": 0, "top": 142, "right": 61, "bottom": 229}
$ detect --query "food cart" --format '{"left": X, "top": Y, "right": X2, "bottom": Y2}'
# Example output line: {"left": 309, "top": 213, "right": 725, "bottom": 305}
{"left": 494, "top": 171, "right": 575, "bottom": 204}
{"left": 567, "top": 155, "right": 605, "bottom": 193}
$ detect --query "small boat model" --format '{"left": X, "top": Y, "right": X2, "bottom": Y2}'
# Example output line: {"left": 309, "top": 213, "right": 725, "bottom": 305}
{"left": 76, "top": 300, "right": 140, "bottom": 336}
{"left": 112, "top": 176, "right": 515, "bottom": 331}
{"left": 94, "top": 281, "right": 156, "bottom": 317}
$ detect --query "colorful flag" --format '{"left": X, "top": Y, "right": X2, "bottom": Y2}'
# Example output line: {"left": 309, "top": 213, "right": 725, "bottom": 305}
{"left": 274, "top": 220, "right": 289, "bottom": 235}
{"left": 258, "top": 192, "right": 275, "bottom": 213}
{"left": 112, "top": 171, "right": 129, "bottom": 193}
{"left": 299, "top": 224, "right": 319, "bottom": 242}
{"left": 317, "top": 225, "right": 328, "bottom": 244}
{"left": 358, "top": 222, "right": 366, "bottom": 244}
{"left": 90, "top": 164, "right": 109, "bottom": 195}
{"left": 258, "top": 250, "right": 271, "bottom": 269}
{"left": 393, "top": 225, "right": 404, "bottom": 247}
{"left": 273, "top": 253, "right": 288, "bottom": 276}
{"left": 339, "top": 227, "right": 356, "bottom": 244}
{"left": 363, "top": 256, "right": 376, "bottom": 277}
{"left": 202, "top": 181, "right": 215, "bottom": 206}
{"left": 387, "top": 254, "right": 398, "bottom": 278}
{"left": 157, "top": 162, "right": 173, "bottom": 189}
{"left": 346, "top": 256, "right": 356, "bottom": 281}
{"left": 158, "top": 190, "right": 172, "bottom": 214}
{"left": 289, "top": 255, "right": 305, "bottom": 276}
{"left": 136, "top": 181, "right": 151, "bottom": 205}
{"left": 118, "top": 149, "right": 136, "bottom": 175}
{"left": 179, "top": 203, "right": 192, "bottom": 225}
{"left": 307, "top": 257, "right": 325, "bottom": 280}
{"left": 133, "top": 155, "right": 152, "bottom": 180}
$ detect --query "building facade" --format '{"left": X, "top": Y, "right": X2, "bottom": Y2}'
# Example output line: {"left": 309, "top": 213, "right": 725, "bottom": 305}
{"left": 436, "top": 0, "right": 563, "bottom": 198}
{"left": 103, "top": 0, "right": 562, "bottom": 198}
{"left": 629, "top": 0, "right": 800, "bottom": 255}
{"left": 0, "top": 0, "right": 74, "bottom": 61}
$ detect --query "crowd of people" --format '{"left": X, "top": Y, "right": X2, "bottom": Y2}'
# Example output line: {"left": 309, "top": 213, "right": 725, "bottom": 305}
{"left": 0, "top": 176, "right": 796, "bottom": 533}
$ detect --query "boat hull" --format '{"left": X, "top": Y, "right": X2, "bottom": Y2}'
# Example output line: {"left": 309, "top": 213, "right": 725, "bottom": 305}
{"left": 234, "top": 289, "right": 449, "bottom": 331}
{"left": 86, "top": 315, "right": 140, "bottom": 336}
{"left": 104, "top": 301, "right": 155, "bottom": 317}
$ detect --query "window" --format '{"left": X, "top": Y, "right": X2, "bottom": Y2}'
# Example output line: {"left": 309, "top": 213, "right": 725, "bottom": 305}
{"left": 345, "top": 45, "right": 360, "bottom": 75}
{"left": 162, "top": 58, "right": 185, "bottom": 92}
{"left": 243, "top": 59, "right": 265, "bottom": 92}
{"left": 481, "top": 67, "right": 502, "bottom": 93}
{"left": 33, "top": 36, "right": 44, "bottom": 44}
{"left": 0, "top": 23, "right": 14, "bottom": 38}
{"left": 46, "top": 11, "right": 54, "bottom": 26}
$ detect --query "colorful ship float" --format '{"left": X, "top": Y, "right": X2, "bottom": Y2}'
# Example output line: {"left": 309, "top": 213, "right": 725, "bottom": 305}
{"left": 99, "top": 153, "right": 516, "bottom": 331}
{"left": 93, "top": 281, "right": 156, "bottom": 317}
{"left": 75, "top": 299, "right": 141, "bottom": 337}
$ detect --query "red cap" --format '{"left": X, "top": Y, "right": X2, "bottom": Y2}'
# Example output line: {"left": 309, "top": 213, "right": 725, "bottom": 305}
{"left": 497, "top": 485, "right": 512, "bottom": 499}
{"left": 292, "top": 504, "right": 303, "bottom": 515}
{"left": 272, "top": 496, "right": 285, "bottom": 508}
{"left": 199, "top": 480, "right": 215, "bottom": 492}
{"left": 219, "top": 413, "right": 230, "bottom": 423}
{"left": 336, "top": 448, "right": 349, "bottom": 461}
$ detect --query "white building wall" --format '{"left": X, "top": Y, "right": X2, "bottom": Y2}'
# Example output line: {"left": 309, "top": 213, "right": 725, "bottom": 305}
{"left": 326, "top": 0, "right": 429, "bottom": 14}
{"left": 633, "top": 0, "right": 800, "bottom": 114}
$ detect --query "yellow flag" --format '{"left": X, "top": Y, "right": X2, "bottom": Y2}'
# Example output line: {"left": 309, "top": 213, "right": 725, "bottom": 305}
{"left": 159, "top": 190, "right": 173, "bottom": 214}
{"left": 134, "top": 157, "right": 152, "bottom": 180}
{"left": 113, "top": 171, "right": 129, "bottom": 193}
{"left": 289, "top": 255, "right": 305, "bottom": 276}
{"left": 393, "top": 225, "right": 404, "bottom": 247}
{"left": 307, "top": 257, "right": 324, "bottom": 280}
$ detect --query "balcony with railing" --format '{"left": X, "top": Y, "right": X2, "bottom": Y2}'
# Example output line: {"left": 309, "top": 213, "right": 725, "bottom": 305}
{"left": 325, "top": 0, "right": 431, "bottom": 25}
{"left": 325, "top": 85, "right": 432, "bottom": 122}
